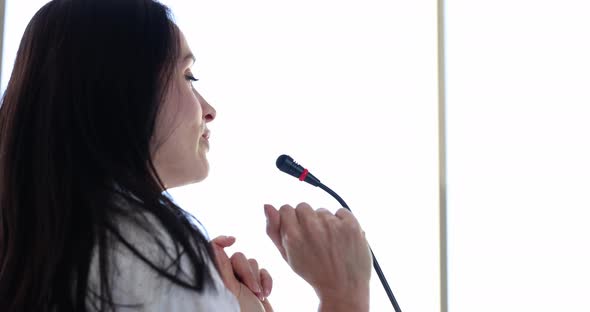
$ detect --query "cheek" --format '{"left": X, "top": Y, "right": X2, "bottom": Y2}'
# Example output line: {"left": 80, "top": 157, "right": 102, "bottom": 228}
{"left": 155, "top": 85, "right": 200, "bottom": 143}
{"left": 170, "top": 81, "right": 200, "bottom": 127}
{"left": 168, "top": 86, "right": 202, "bottom": 130}
{"left": 182, "top": 88, "right": 202, "bottom": 123}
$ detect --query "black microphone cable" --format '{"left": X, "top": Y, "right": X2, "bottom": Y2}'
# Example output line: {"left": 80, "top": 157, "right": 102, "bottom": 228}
{"left": 275, "top": 154, "right": 402, "bottom": 312}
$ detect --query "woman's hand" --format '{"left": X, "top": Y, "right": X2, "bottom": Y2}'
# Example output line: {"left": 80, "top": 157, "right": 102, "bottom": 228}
{"left": 211, "top": 236, "right": 274, "bottom": 312}
{"left": 264, "top": 203, "right": 372, "bottom": 311}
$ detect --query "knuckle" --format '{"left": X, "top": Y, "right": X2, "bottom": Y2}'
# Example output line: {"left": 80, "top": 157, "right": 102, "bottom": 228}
{"left": 342, "top": 213, "right": 359, "bottom": 227}
{"left": 336, "top": 207, "right": 350, "bottom": 215}
{"left": 231, "top": 252, "right": 246, "bottom": 261}
{"left": 316, "top": 208, "right": 332, "bottom": 215}
{"left": 279, "top": 204, "right": 293, "bottom": 212}
{"left": 296, "top": 202, "right": 312, "bottom": 209}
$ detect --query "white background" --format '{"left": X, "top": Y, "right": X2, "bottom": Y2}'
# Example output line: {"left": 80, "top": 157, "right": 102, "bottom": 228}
{"left": 1, "top": 0, "right": 439, "bottom": 311}
{"left": 446, "top": 0, "right": 590, "bottom": 311}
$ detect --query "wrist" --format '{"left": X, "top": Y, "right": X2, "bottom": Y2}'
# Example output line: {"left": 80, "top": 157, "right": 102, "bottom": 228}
{"left": 317, "top": 286, "right": 370, "bottom": 312}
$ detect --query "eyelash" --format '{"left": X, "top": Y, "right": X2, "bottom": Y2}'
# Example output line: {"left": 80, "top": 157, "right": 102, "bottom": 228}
{"left": 185, "top": 74, "right": 199, "bottom": 82}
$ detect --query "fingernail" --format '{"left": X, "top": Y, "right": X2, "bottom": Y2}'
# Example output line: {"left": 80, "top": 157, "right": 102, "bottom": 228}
{"left": 259, "top": 295, "right": 266, "bottom": 302}
{"left": 264, "top": 289, "right": 270, "bottom": 297}
{"left": 255, "top": 290, "right": 264, "bottom": 301}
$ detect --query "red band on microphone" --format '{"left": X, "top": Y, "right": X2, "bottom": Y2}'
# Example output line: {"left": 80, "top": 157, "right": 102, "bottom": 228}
{"left": 299, "top": 169, "right": 309, "bottom": 181}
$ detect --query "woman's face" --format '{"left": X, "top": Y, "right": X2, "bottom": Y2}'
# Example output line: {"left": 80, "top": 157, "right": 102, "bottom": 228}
{"left": 152, "top": 30, "right": 216, "bottom": 189}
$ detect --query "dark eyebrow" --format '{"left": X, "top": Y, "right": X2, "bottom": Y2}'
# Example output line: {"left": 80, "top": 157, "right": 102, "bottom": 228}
{"left": 183, "top": 53, "right": 196, "bottom": 65}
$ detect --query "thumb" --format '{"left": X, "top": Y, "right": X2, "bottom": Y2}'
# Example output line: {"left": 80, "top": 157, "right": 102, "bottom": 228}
{"left": 211, "top": 243, "right": 240, "bottom": 294}
{"left": 211, "top": 235, "right": 236, "bottom": 248}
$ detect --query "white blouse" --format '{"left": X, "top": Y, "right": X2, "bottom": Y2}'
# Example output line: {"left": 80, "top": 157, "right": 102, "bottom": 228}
{"left": 86, "top": 211, "right": 240, "bottom": 311}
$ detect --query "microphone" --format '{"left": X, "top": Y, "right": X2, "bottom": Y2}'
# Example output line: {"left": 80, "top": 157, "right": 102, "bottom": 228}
{"left": 275, "top": 154, "right": 402, "bottom": 312}
{"left": 275, "top": 154, "right": 321, "bottom": 187}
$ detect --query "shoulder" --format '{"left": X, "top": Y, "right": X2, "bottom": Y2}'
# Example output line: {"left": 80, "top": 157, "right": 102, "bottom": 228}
{"left": 86, "top": 211, "right": 239, "bottom": 311}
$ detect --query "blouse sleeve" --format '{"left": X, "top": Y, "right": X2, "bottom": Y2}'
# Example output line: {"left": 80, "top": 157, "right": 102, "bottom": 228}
{"left": 86, "top": 213, "right": 240, "bottom": 311}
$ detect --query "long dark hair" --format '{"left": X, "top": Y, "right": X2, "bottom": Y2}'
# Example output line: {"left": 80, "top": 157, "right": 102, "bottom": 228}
{"left": 0, "top": 0, "right": 217, "bottom": 311}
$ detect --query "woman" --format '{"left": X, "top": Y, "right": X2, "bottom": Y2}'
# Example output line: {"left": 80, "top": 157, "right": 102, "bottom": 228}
{"left": 0, "top": 0, "right": 372, "bottom": 311}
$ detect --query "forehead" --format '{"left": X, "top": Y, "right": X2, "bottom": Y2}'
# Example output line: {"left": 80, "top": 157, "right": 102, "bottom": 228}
{"left": 178, "top": 30, "right": 191, "bottom": 54}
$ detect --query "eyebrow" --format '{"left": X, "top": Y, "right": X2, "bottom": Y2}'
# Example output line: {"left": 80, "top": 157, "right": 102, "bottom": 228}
{"left": 183, "top": 53, "right": 196, "bottom": 65}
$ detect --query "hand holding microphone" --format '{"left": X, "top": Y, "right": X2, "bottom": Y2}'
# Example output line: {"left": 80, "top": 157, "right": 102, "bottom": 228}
{"left": 264, "top": 203, "right": 372, "bottom": 312}
{"left": 272, "top": 154, "right": 402, "bottom": 311}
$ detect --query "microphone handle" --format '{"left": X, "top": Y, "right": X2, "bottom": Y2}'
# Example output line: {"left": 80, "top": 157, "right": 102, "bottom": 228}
{"left": 318, "top": 183, "right": 402, "bottom": 312}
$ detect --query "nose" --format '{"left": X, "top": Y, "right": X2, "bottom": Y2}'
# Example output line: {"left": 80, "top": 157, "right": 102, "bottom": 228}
{"left": 196, "top": 91, "right": 216, "bottom": 122}
{"left": 203, "top": 101, "right": 216, "bottom": 123}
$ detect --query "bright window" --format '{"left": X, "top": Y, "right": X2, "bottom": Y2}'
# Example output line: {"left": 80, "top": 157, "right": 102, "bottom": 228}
{"left": 446, "top": 0, "right": 590, "bottom": 311}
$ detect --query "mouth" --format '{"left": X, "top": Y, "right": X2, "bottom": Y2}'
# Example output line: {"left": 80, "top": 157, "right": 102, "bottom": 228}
{"left": 201, "top": 129, "right": 211, "bottom": 142}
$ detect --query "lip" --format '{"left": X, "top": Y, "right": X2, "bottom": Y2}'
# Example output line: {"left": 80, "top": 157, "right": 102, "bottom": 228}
{"left": 201, "top": 129, "right": 210, "bottom": 148}
{"left": 202, "top": 129, "right": 210, "bottom": 140}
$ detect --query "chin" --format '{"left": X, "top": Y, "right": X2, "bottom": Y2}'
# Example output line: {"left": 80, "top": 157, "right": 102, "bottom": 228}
{"left": 192, "top": 172, "right": 209, "bottom": 183}
{"left": 168, "top": 160, "right": 209, "bottom": 188}
{"left": 190, "top": 161, "right": 210, "bottom": 183}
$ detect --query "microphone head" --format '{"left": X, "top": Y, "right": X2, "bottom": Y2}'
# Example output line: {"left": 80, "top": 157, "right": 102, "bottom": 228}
{"left": 276, "top": 154, "right": 296, "bottom": 173}
{"left": 275, "top": 154, "right": 321, "bottom": 186}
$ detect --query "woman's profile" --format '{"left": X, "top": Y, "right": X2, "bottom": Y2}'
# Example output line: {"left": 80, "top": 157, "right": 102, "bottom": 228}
{"left": 0, "top": 1, "right": 372, "bottom": 311}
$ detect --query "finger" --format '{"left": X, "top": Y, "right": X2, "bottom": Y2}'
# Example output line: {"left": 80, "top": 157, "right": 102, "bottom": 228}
{"left": 335, "top": 208, "right": 363, "bottom": 233}
{"left": 248, "top": 259, "right": 261, "bottom": 290}
{"left": 211, "top": 243, "right": 231, "bottom": 270}
{"left": 210, "top": 235, "right": 236, "bottom": 248}
{"left": 264, "top": 204, "right": 286, "bottom": 260}
{"left": 316, "top": 208, "right": 336, "bottom": 219}
{"left": 248, "top": 258, "right": 264, "bottom": 300}
{"left": 260, "top": 268, "right": 273, "bottom": 297}
{"left": 230, "top": 252, "right": 262, "bottom": 295}
{"left": 262, "top": 297, "right": 274, "bottom": 312}
{"left": 334, "top": 207, "right": 353, "bottom": 219}
{"left": 335, "top": 207, "right": 359, "bottom": 225}
{"left": 295, "top": 202, "right": 316, "bottom": 227}
{"left": 278, "top": 204, "right": 300, "bottom": 239}
{"left": 316, "top": 208, "right": 337, "bottom": 227}
{"left": 210, "top": 236, "right": 237, "bottom": 281}
{"left": 210, "top": 244, "right": 237, "bottom": 292}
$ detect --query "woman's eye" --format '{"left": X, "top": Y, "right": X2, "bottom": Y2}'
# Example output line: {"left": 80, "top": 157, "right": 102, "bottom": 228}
{"left": 185, "top": 74, "right": 199, "bottom": 82}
